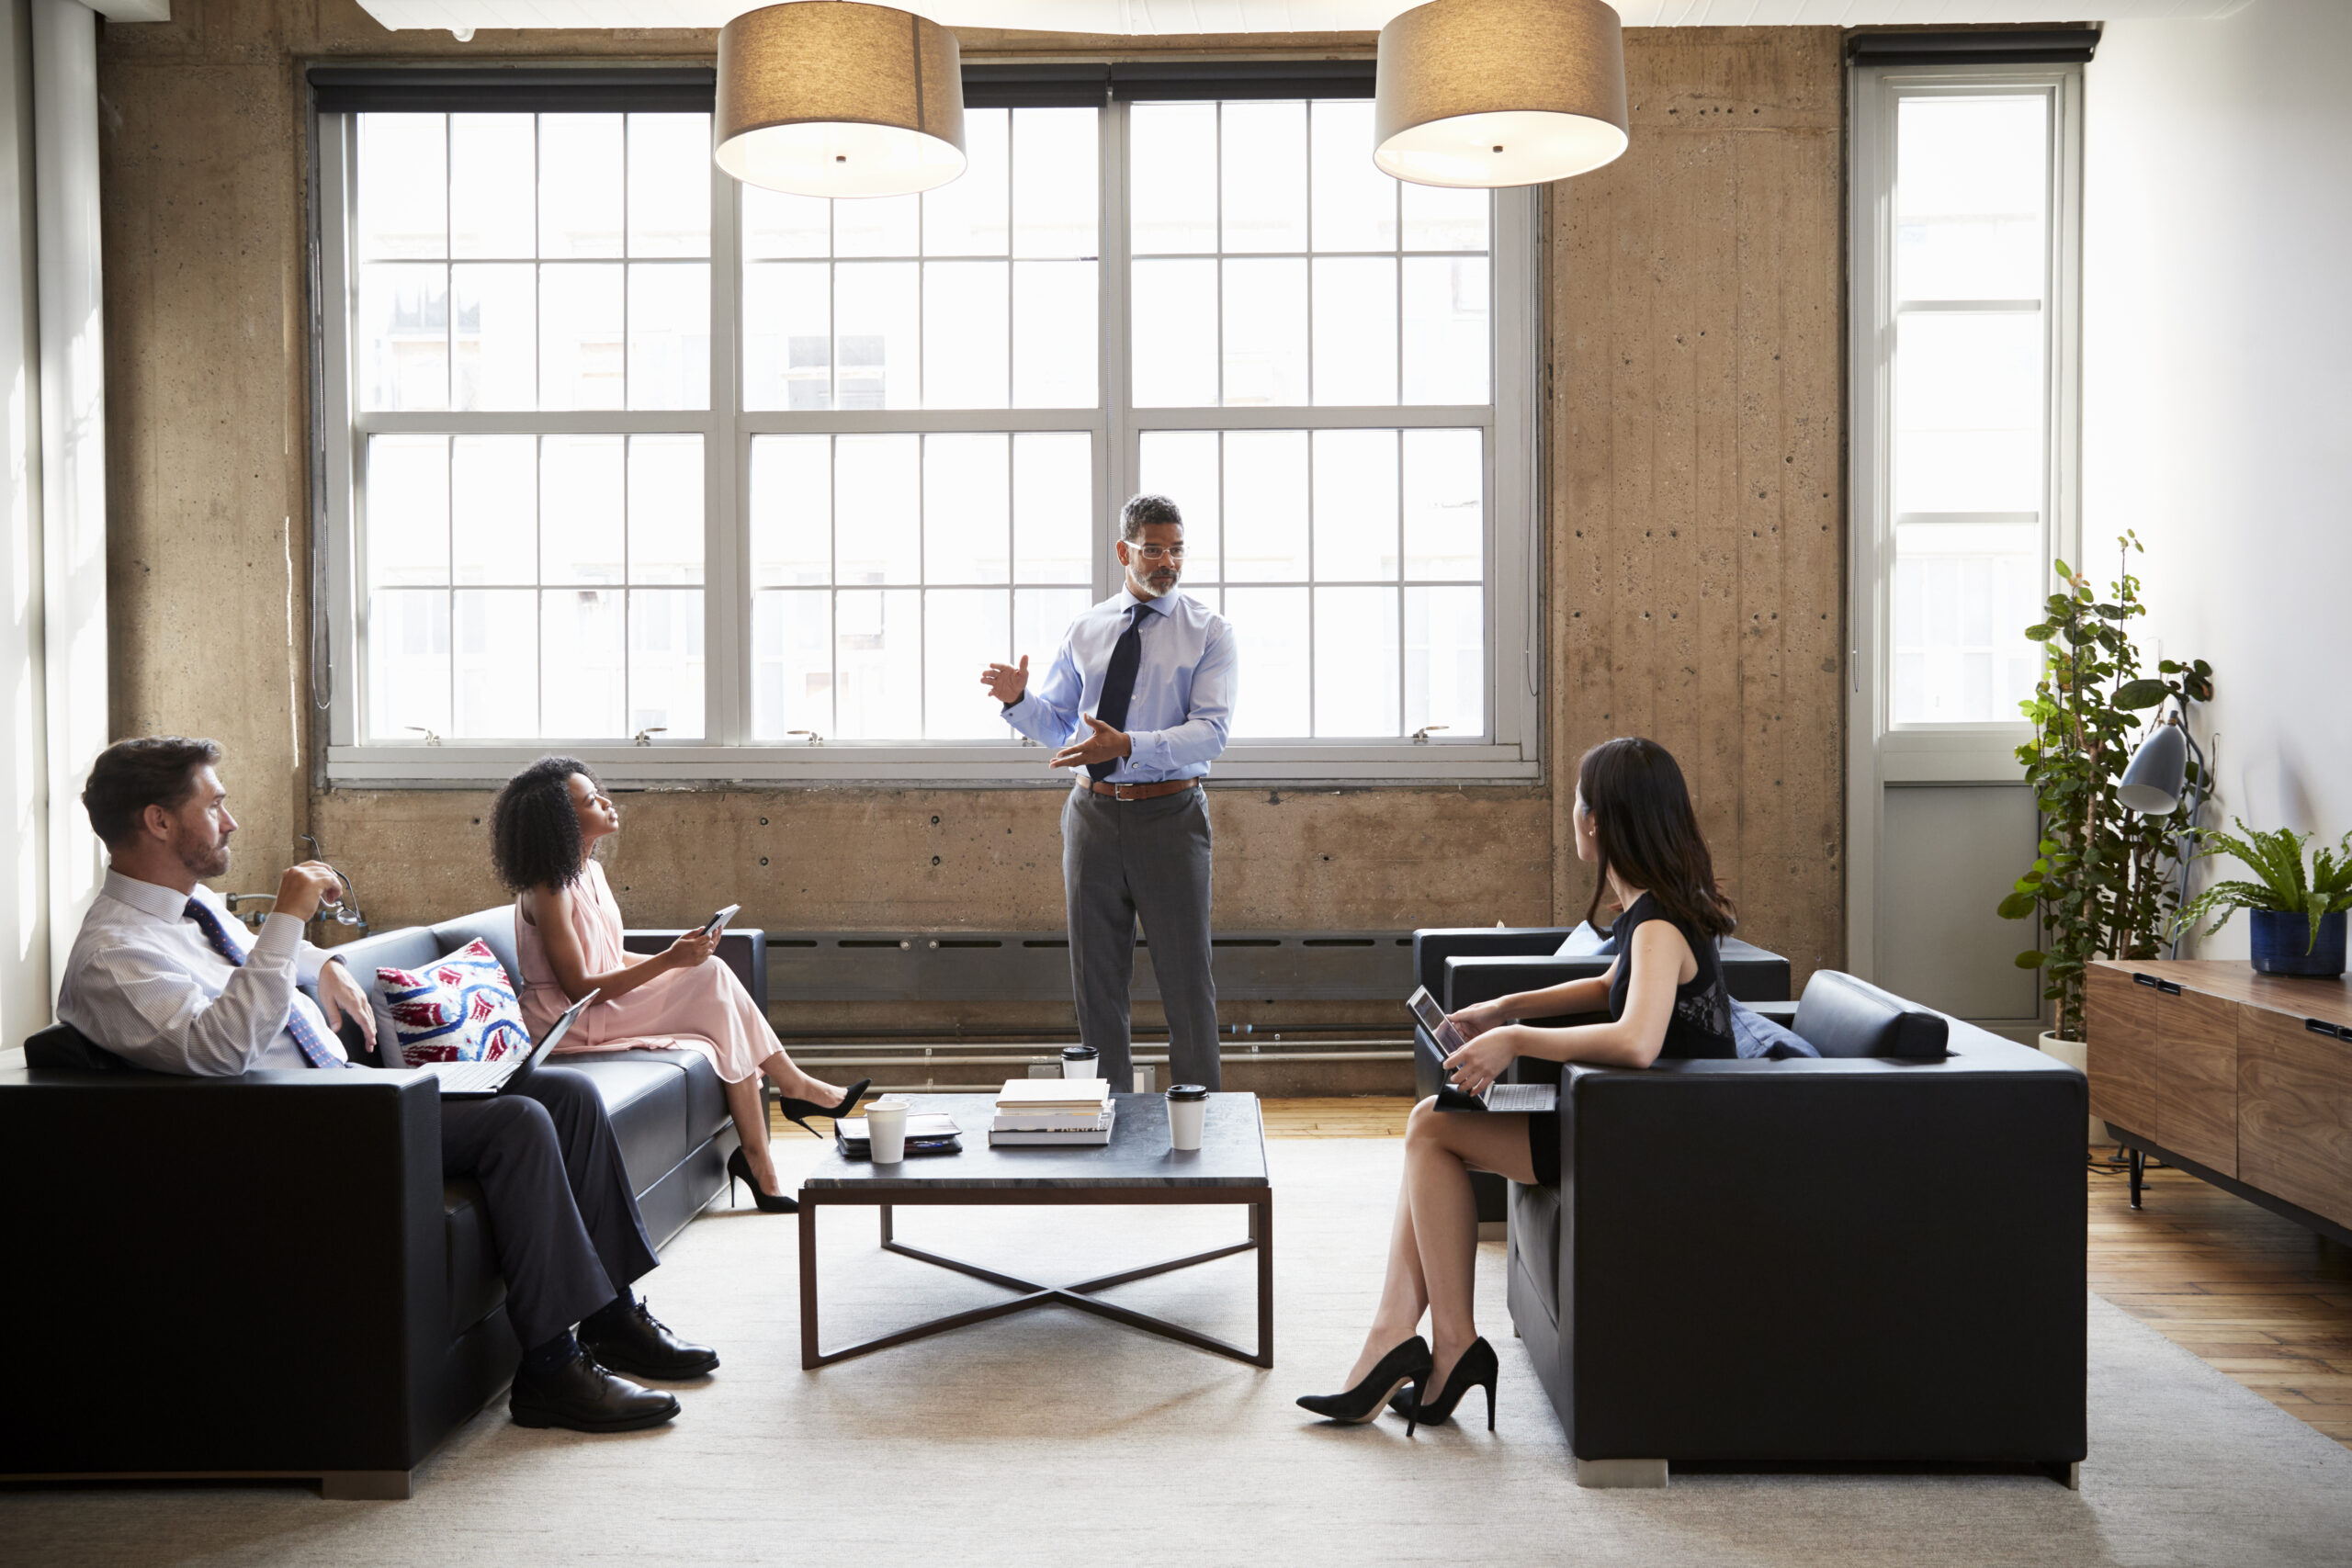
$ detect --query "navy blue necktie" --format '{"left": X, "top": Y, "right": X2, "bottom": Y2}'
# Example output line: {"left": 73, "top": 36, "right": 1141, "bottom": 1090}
{"left": 1090, "top": 605, "right": 1145, "bottom": 782}
{"left": 184, "top": 897, "right": 346, "bottom": 1069}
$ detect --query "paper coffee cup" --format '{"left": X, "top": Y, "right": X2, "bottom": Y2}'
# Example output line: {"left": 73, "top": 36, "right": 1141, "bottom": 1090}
{"left": 865, "top": 1097, "right": 910, "bottom": 1163}
{"left": 1061, "top": 1044, "right": 1100, "bottom": 1080}
{"left": 1167, "top": 1085, "right": 1208, "bottom": 1151}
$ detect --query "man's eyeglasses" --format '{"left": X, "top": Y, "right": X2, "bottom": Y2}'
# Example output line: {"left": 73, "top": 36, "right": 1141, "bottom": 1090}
{"left": 1131, "top": 544, "right": 1187, "bottom": 563}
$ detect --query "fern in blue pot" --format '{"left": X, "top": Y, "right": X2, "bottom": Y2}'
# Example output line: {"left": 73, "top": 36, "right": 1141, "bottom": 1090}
{"left": 2174, "top": 820, "right": 2352, "bottom": 976}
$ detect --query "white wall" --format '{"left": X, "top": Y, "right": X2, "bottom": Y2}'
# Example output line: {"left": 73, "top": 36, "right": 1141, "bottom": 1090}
{"left": 2085, "top": 0, "right": 2352, "bottom": 959}
{"left": 0, "top": 0, "right": 47, "bottom": 1066}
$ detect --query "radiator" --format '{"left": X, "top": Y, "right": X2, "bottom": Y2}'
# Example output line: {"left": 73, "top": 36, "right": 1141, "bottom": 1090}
{"left": 766, "top": 930, "right": 1415, "bottom": 1004}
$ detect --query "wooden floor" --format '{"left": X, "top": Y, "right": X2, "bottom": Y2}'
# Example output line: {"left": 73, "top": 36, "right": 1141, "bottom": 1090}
{"left": 777, "top": 1096, "right": 2352, "bottom": 1452}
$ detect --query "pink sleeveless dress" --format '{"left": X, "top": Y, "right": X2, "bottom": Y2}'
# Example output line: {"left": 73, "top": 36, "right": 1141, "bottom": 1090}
{"left": 513, "top": 859, "right": 779, "bottom": 1085}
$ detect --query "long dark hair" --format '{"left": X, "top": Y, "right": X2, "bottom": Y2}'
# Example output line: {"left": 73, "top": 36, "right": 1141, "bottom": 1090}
{"left": 1577, "top": 738, "right": 1736, "bottom": 940}
{"left": 490, "top": 756, "right": 598, "bottom": 894}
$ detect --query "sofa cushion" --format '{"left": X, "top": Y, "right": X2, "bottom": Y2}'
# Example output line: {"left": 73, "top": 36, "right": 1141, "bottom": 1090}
{"left": 444, "top": 1179, "right": 506, "bottom": 1337}
{"left": 591, "top": 1049, "right": 729, "bottom": 1142}
{"left": 1508, "top": 1178, "right": 1562, "bottom": 1325}
{"left": 376, "top": 940, "right": 531, "bottom": 1066}
{"left": 566, "top": 1058, "right": 693, "bottom": 1193}
{"left": 431, "top": 908, "right": 524, "bottom": 991}
{"left": 1732, "top": 998, "right": 1820, "bottom": 1059}
{"left": 1791, "top": 970, "right": 1950, "bottom": 1059}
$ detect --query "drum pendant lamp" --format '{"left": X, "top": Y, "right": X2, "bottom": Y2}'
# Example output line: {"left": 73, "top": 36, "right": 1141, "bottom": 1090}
{"left": 1374, "top": 0, "right": 1629, "bottom": 189}
{"left": 714, "top": 0, "right": 967, "bottom": 199}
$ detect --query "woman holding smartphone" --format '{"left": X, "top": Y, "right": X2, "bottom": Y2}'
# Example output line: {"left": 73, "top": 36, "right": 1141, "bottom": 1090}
{"left": 492, "top": 756, "right": 867, "bottom": 1215}
{"left": 1296, "top": 737, "right": 1738, "bottom": 1433}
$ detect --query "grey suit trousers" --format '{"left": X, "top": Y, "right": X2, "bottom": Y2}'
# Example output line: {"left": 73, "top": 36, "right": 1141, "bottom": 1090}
{"left": 1060, "top": 783, "right": 1220, "bottom": 1091}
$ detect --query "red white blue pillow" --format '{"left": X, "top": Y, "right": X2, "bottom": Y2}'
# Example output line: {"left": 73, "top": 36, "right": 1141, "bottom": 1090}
{"left": 376, "top": 939, "right": 532, "bottom": 1066}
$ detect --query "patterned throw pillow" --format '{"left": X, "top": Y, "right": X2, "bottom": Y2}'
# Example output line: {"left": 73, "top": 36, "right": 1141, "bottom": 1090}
{"left": 376, "top": 939, "right": 532, "bottom": 1066}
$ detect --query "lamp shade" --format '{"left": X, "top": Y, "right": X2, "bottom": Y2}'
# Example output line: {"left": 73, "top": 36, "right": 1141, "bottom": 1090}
{"left": 2118, "top": 721, "right": 2188, "bottom": 816}
{"left": 715, "top": 1, "right": 966, "bottom": 199}
{"left": 1373, "top": 0, "right": 1629, "bottom": 189}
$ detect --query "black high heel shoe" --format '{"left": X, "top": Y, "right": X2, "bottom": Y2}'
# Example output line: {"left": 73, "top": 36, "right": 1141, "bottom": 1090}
{"left": 775, "top": 1078, "right": 871, "bottom": 1136}
{"left": 1402, "top": 1337, "right": 1498, "bottom": 1435}
{"left": 1295, "top": 1337, "right": 1432, "bottom": 1425}
{"left": 727, "top": 1146, "right": 798, "bottom": 1214}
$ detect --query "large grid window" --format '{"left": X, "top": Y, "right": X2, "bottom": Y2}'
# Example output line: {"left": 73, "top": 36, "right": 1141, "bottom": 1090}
{"left": 318, "top": 78, "right": 1540, "bottom": 783}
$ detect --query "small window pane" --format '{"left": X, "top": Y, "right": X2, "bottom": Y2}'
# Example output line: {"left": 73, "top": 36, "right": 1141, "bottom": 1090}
{"left": 742, "top": 261, "right": 831, "bottom": 412}
{"left": 1310, "top": 256, "right": 1397, "bottom": 405}
{"left": 451, "top": 435, "right": 536, "bottom": 585}
{"left": 752, "top": 590, "right": 832, "bottom": 739}
{"left": 1894, "top": 311, "right": 2042, "bottom": 514}
{"left": 1891, "top": 523, "right": 2041, "bottom": 724}
{"left": 924, "top": 434, "right": 1010, "bottom": 584}
{"left": 1400, "top": 183, "right": 1488, "bottom": 252}
{"left": 924, "top": 108, "right": 1009, "bottom": 256}
{"left": 453, "top": 589, "right": 538, "bottom": 739}
{"left": 451, "top": 262, "right": 536, "bottom": 411}
{"left": 627, "top": 113, "right": 712, "bottom": 258}
{"left": 538, "top": 115, "right": 624, "bottom": 259}
{"left": 834, "top": 262, "right": 920, "bottom": 410}
{"left": 833, "top": 588, "right": 922, "bottom": 739}
{"left": 628, "top": 434, "right": 704, "bottom": 585}
{"left": 357, "top": 115, "right": 446, "bottom": 261}
{"left": 449, "top": 115, "right": 534, "bottom": 259}
{"left": 1313, "top": 429, "right": 1398, "bottom": 581}
{"left": 1012, "top": 432, "right": 1091, "bottom": 584}
{"left": 923, "top": 261, "right": 1010, "bottom": 410}
{"left": 741, "top": 186, "right": 831, "bottom": 259}
{"left": 1402, "top": 428, "right": 1483, "bottom": 579}
{"left": 751, "top": 435, "right": 832, "bottom": 587}
{"left": 1223, "top": 430, "right": 1308, "bottom": 582}
{"left": 367, "top": 434, "right": 448, "bottom": 587}
{"left": 1310, "top": 101, "right": 1396, "bottom": 253}
{"left": 1315, "top": 585, "right": 1399, "bottom": 737}
{"left": 1012, "top": 107, "right": 1098, "bottom": 259}
{"left": 1222, "top": 258, "right": 1307, "bottom": 407}
{"left": 1136, "top": 431, "right": 1221, "bottom": 584}
{"left": 1131, "top": 259, "right": 1218, "bottom": 406}
{"left": 1401, "top": 257, "right": 1488, "bottom": 404}
{"left": 357, "top": 264, "right": 448, "bottom": 412}
{"left": 539, "top": 263, "right": 625, "bottom": 410}
{"left": 543, "top": 587, "right": 626, "bottom": 736}
{"left": 1016, "top": 587, "right": 1093, "bottom": 673}
{"left": 835, "top": 434, "right": 920, "bottom": 585}
{"left": 1406, "top": 585, "right": 1483, "bottom": 736}
{"left": 629, "top": 589, "right": 705, "bottom": 738}
{"left": 1012, "top": 261, "right": 1097, "bottom": 408}
{"left": 1130, "top": 103, "right": 1217, "bottom": 254}
{"left": 1224, "top": 586, "right": 1308, "bottom": 736}
{"left": 541, "top": 436, "right": 626, "bottom": 585}
{"left": 924, "top": 588, "right": 1009, "bottom": 739}
{"left": 1220, "top": 101, "right": 1306, "bottom": 254}
{"left": 835, "top": 194, "right": 921, "bottom": 259}
{"left": 369, "top": 590, "right": 450, "bottom": 739}
{"left": 627, "top": 262, "right": 711, "bottom": 411}
{"left": 1896, "top": 96, "right": 2047, "bottom": 303}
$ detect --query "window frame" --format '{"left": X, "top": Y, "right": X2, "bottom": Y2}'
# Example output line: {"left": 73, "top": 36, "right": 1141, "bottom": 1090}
{"left": 311, "top": 89, "right": 1544, "bottom": 786}
{"left": 1847, "top": 62, "right": 2085, "bottom": 789}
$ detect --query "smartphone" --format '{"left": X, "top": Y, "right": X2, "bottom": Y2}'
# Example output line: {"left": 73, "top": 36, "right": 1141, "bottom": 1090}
{"left": 699, "top": 903, "right": 741, "bottom": 939}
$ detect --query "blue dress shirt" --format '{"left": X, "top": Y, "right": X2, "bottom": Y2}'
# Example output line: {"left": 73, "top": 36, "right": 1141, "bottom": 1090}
{"left": 1003, "top": 589, "right": 1238, "bottom": 784}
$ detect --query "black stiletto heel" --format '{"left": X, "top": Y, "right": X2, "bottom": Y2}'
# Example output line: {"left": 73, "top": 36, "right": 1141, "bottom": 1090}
{"left": 1406, "top": 1337, "right": 1498, "bottom": 1435}
{"left": 775, "top": 1078, "right": 871, "bottom": 1137}
{"left": 1295, "top": 1337, "right": 1432, "bottom": 1425}
{"left": 727, "top": 1146, "right": 797, "bottom": 1214}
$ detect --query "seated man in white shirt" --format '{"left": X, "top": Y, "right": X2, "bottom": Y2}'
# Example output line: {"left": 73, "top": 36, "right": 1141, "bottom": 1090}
{"left": 55, "top": 736, "right": 716, "bottom": 1434}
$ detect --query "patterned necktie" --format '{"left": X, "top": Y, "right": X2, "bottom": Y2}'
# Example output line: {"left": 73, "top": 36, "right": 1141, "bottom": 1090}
{"left": 183, "top": 897, "right": 346, "bottom": 1069}
{"left": 1090, "top": 605, "right": 1145, "bottom": 783}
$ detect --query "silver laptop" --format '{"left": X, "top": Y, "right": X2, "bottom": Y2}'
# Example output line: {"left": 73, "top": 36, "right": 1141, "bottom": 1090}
{"left": 1408, "top": 986, "right": 1558, "bottom": 1114}
{"left": 416, "top": 989, "right": 598, "bottom": 1100}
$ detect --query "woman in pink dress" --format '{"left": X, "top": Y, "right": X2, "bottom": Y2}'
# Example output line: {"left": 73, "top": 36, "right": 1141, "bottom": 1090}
{"left": 491, "top": 758, "right": 865, "bottom": 1215}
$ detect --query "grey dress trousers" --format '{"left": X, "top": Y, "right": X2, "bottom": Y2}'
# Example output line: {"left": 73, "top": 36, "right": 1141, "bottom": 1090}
{"left": 1060, "top": 782, "right": 1220, "bottom": 1091}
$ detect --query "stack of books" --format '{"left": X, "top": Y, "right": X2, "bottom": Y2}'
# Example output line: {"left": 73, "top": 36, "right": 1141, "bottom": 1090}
{"left": 989, "top": 1077, "right": 1114, "bottom": 1147}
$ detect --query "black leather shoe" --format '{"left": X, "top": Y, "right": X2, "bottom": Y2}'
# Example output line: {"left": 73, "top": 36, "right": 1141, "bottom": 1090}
{"left": 1296, "top": 1337, "right": 1432, "bottom": 1425}
{"left": 510, "top": 1346, "right": 680, "bottom": 1433}
{"left": 578, "top": 1298, "right": 720, "bottom": 1381}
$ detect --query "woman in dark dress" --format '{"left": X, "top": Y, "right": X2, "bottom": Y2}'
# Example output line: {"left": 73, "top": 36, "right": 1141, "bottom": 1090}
{"left": 1297, "top": 737, "right": 1738, "bottom": 1432}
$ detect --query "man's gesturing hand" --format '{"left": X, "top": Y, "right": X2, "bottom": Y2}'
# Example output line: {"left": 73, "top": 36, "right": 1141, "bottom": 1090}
{"left": 980, "top": 654, "right": 1029, "bottom": 705}
{"left": 273, "top": 862, "right": 344, "bottom": 924}
{"left": 1049, "top": 715, "right": 1133, "bottom": 771}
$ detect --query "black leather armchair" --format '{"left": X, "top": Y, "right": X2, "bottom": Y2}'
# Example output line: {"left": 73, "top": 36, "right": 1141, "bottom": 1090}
{"left": 0, "top": 908, "right": 762, "bottom": 1498}
{"left": 1505, "top": 969, "right": 2086, "bottom": 1486}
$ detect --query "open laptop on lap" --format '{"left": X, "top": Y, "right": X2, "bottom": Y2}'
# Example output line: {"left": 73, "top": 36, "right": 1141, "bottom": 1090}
{"left": 415, "top": 989, "right": 599, "bottom": 1100}
{"left": 1407, "top": 986, "right": 1558, "bottom": 1114}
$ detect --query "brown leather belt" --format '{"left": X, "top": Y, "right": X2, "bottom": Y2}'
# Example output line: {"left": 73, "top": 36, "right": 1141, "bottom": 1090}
{"left": 1079, "top": 777, "right": 1203, "bottom": 802}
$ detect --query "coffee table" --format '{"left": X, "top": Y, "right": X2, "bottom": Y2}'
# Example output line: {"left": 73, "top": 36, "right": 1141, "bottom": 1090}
{"left": 796, "top": 1091, "right": 1272, "bottom": 1370}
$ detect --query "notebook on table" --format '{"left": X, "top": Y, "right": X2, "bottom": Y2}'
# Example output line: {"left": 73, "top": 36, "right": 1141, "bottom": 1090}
{"left": 1408, "top": 986, "right": 1559, "bottom": 1115}
{"left": 414, "top": 989, "right": 598, "bottom": 1100}
{"left": 835, "top": 1113, "right": 965, "bottom": 1159}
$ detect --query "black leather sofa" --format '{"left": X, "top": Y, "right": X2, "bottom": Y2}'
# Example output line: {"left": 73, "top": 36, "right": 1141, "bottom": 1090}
{"left": 1410, "top": 922, "right": 1794, "bottom": 1220}
{"left": 1503, "top": 968, "right": 2086, "bottom": 1487}
{"left": 0, "top": 908, "right": 763, "bottom": 1498}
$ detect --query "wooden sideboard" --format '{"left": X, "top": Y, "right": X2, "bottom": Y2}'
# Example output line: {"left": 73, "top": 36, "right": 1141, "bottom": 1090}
{"left": 2085, "top": 959, "right": 2352, "bottom": 1243}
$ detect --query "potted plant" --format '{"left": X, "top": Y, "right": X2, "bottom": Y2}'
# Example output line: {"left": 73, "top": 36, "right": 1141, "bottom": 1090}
{"left": 2174, "top": 822, "right": 2352, "bottom": 977}
{"left": 1999, "top": 534, "right": 2213, "bottom": 1075}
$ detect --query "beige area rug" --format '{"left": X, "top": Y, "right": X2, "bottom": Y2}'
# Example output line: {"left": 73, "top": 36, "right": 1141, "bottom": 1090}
{"left": 9, "top": 1138, "right": 2352, "bottom": 1568}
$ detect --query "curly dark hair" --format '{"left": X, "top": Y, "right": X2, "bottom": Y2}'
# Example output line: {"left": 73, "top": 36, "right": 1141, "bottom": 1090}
{"left": 1119, "top": 493, "right": 1182, "bottom": 539}
{"left": 490, "top": 756, "right": 599, "bottom": 894}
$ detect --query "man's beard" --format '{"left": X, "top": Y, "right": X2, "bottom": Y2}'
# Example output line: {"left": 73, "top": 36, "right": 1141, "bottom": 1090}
{"left": 1133, "top": 569, "right": 1180, "bottom": 596}
{"left": 176, "top": 837, "right": 231, "bottom": 880}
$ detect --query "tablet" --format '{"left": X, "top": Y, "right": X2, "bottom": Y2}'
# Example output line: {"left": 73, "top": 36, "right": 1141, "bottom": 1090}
{"left": 700, "top": 903, "right": 741, "bottom": 939}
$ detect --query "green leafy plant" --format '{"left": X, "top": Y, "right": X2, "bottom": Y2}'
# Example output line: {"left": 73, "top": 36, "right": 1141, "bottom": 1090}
{"left": 2175, "top": 821, "right": 2352, "bottom": 953}
{"left": 1999, "top": 533, "right": 2212, "bottom": 1042}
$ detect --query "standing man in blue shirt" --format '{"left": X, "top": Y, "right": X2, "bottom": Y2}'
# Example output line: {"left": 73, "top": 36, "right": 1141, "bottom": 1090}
{"left": 980, "top": 494, "right": 1238, "bottom": 1091}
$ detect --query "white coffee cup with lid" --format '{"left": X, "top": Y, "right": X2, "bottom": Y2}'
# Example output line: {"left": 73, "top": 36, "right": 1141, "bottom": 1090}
{"left": 1166, "top": 1084, "right": 1209, "bottom": 1151}
{"left": 865, "top": 1096, "right": 912, "bottom": 1163}
{"left": 1061, "top": 1044, "right": 1100, "bottom": 1080}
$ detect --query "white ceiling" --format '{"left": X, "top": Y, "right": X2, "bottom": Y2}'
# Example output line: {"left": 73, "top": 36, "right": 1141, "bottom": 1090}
{"left": 354, "top": 0, "right": 2253, "bottom": 36}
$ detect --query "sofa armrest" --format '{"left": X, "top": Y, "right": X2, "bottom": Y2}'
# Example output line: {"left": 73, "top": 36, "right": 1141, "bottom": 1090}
{"left": 1412, "top": 928, "right": 1574, "bottom": 1000}
{"left": 624, "top": 927, "right": 768, "bottom": 1013}
{"left": 1442, "top": 954, "right": 1617, "bottom": 1011}
{"left": 0, "top": 1067, "right": 449, "bottom": 1475}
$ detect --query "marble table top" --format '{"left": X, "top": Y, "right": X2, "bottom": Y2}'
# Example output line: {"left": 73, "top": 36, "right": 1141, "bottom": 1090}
{"left": 799, "top": 1091, "right": 1269, "bottom": 1190}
